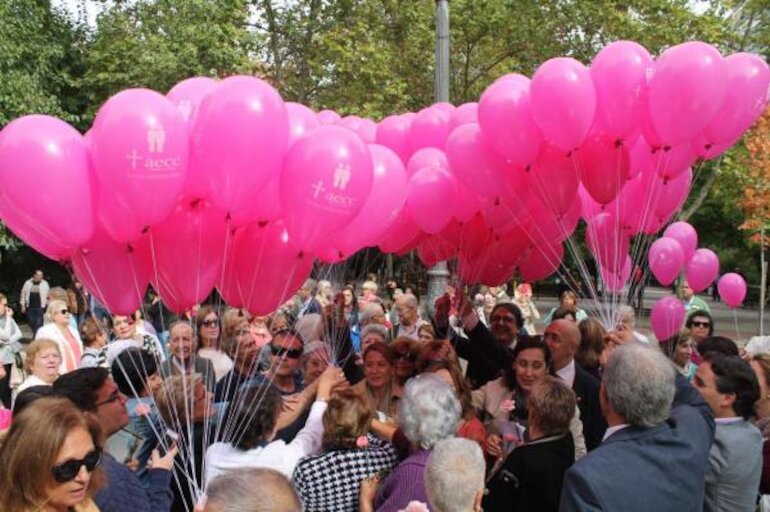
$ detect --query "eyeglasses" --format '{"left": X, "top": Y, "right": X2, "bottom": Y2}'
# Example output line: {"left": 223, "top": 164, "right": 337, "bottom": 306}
{"left": 94, "top": 389, "right": 122, "bottom": 408}
{"left": 691, "top": 321, "right": 711, "bottom": 328}
{"left": 490, "top": 315, "right": 516, "bottom": 324}
{"left": 270, "top": 344, "right": 303, "bottom": 359}
{"left": 52, "top": 448, "right": 102, "bottom": 483}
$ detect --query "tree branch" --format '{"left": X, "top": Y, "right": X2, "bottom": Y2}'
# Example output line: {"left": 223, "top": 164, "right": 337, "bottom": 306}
{"left": 679, "top": 165, "right": 718, "bottom": 221}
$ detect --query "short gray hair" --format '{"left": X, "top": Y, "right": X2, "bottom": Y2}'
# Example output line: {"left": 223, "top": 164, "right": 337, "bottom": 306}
{"left": 204, "top": 467, "right": 301, "bottom": 512}
{"left": 617, "top": 305, "right": 636, "bottom": 328}
{"left": 361, "top": 323, "right": 389, "bottom": 344}
{"left": 398, "top": 374, "right": 460, "bottom": 449}
{"left": 426, "top": 438, "right": 484, "bottom": 512}
{"left": 397, "top": 293, "right": 419, "bottom": 309}
{"left": 603, "top": 343, "right": 675, "bottom": 427}
{"left": 301, "top": 278, "right": 318, "bottom": 295}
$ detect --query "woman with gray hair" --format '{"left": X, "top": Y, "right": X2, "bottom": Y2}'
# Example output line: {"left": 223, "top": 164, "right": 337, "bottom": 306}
{"left": 35, "top": 299, "right": 83, "bottom": 374}
{"left": 360, "top": 373, "right": 461, "bottom": 512}
{"left": 426, "top": 438, "right": 485, "bottom": 512}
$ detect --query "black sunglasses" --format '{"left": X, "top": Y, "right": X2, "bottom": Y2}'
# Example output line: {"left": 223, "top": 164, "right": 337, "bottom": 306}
{"left": 52, "top": 448, "right": 102, "bottom": 483}
{"left": 490, "top": 315, "right": 516, "bottom": 324}
{"left": 691, "top": 321, "right": 711, "bottom": 328}
{"left": 202, "top": 319, "right": 219, "bottom": 327}
{"left": 58, "top": 309, "right": 70, "bottom": 315}
{"left": 270, "top": 344, "right": 303, "bottom": 359}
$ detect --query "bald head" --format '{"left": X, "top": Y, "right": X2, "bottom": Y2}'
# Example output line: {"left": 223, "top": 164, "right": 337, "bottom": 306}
{"left": 203, "top": 468, "right": 301, "bottom": 512}
{"left": 544, "top": 319, "right": 582, "bottom": 371}
{"left": 396, "top": 293, "right": 419, "bottom": 326}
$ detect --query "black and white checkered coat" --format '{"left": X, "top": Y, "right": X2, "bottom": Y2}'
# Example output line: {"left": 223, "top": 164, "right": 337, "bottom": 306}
{"left": 293, "top": 434, "right": 398, "bottom": 512}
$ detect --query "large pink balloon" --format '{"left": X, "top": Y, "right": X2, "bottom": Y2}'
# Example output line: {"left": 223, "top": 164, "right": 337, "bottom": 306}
{"left": 703, "top": 53, "right": 770, "bottom": 145}
{"left": 478, "top": 74, "right": 543, "bottom": 165}
{"left": 335, "top": 144, "right": 408, "bottom": 255}
{"left": 531, "top": 58, "right": 596, "bottom": 151}
{"left": 648, "top": 237, "right": 685, "bottom": 286}
{"left": 685, "top": 248, "right": 719, "bottom": 293}
{"left": 150, "top": 199, "right": 228, "bottom": 313}
{"left": 378, "top": 212, "right": 421, "bottom": 254}
{"left": 653, "top": 144, "right": 696, "bottom": 180}
{"left": 580, "top": 132, "right": 630, "bottom": 205}
{"left": 192, "top": 76, "right": 288, "bottom": 217}
{"left": 648, "top": 168, "right": 692, "bottom": 228}
{"left": 590, "top": 41, "right": 654, "bottom": 140}
{"left": 229, "top": 174, "right": 283, "bottom": 227}
{"left": 286, "top": 102, "right": 320, "bottom": 146}
{"left": 407, "top": 147, "right": 448, "bottom": 177}
{"left": 453, "top": 181, "right": 482, "bottom": 223}
{"left": 663, "top": 221, "right": 698, "bottom": 263}
{"left": 281, "top": 126, "right": 373, "bottom": 250}
{"left": 647, "top": 42, "right": 727, "bottom": 146}
{"left": 717, "top": 273, "right": 747, "bottom": 308}
{"left": 410, "top": 106, "right": 450, "bottom": 153}
{"left": 449, "top": 102, "right": 478, "bottom": 131}
{"left": 445, "top": 123, "right": 505, "bottom": 197}
{"left": 405, "top": 165, "right": 458, "bottom": 234}
{"left": 317, "top": 109, "right": 341, "bottom": 125}
{"left": 518, "top": 243, "right": 564, "bottom": 282}
{"left": 586, "top": 213, "right": 629, "bottom": 272}
{"left": 91, "top": 89, "right": 189, "bottom": 240}
{"left": 650, "top": 296, "right": 685, "bottom": 341}
{"left": 376, "top": 114, "right": 413, "bottom": 162}
{"left": 530, "top": 143, "right": 579, "bottom": 215}
{"left": 0, "top": 115, "right": 94, "bottom": 258}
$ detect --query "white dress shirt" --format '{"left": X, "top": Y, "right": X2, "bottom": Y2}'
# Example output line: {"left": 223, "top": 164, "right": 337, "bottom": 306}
{"left": 602, "top": 423, "right": 631, "bottom": 442}
{"left": 556, "top": 359, "right": 577, "bottom": 388}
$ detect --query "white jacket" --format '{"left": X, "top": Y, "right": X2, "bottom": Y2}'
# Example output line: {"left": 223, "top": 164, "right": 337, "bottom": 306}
{"left": 20, "top": 278, "right": 49, "bottom": 308}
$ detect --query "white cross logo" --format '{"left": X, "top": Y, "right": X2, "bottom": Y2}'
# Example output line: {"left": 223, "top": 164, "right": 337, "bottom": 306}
{"left": 126, "top": 149, "right": 142, "bottom": 170}
{"left": 311, "top": 180, "right": 325, "bottom": 199}
{"left": 632, "top": 84, "right": 642, "bottom": 99}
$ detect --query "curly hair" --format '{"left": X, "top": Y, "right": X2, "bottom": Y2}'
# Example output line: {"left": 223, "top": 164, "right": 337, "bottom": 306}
{"left": 421, "top": 359, "right": 475, "bottom": 420}
{"left": 322, "top": 389, "right": 372, "bottom": 449}
{"left": 398, "top": 374, "right": 460, "bottom": 449}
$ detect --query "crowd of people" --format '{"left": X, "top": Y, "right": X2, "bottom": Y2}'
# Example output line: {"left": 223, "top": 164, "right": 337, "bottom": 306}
{"left": 0, "top": 271, "right": 767, "bottom": 512}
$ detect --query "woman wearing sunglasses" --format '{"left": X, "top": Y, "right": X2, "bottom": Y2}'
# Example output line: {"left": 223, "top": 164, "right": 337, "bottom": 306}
{"left": 35, "top": 299, "right": 83, "bottom": 374}
{"left": 0, "top": 396, "right": 103, "bottom": 511}
{"left": 196, "top": 306, "right": 232, "bottom": 382}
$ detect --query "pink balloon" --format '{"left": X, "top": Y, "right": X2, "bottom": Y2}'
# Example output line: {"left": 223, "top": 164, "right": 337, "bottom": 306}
{"left": 72, "top": 229, "right": 151, "bottom": 315}
{"left": 531, "top": 58, "right": 596, "bottom": 151}
{"left": 691, "top": 132, "right": 739, "bottom": 161}
{"left": 663, "top": 221, "right": 698, "bottom": 263}
{"left": 685, "top": 248, "right": 720, "bottom": 293}
{"left": 286, "top": 102, "right": 320, "bottom": 146}
{"left": 281, "top": 126, "right": 373, "bottom": 250}
{"left": 648, "top": 237, "right": 685, "bottom": 286}
{"left": 445, "top": 123, "right": 505, "bottom": 197}
{"left": 335, "top": 144, "right": 408, "bottom": 256}
{"left": 166, "top": 77, "right": 218, "bottom": 127}
{"left": 376, "top": 114, "right": 413, "bottom": 162}
{"left": 150, "top": 199, "right": 228, "bottom": 313}
{"left": 458, "top": 214, "right": 494, "bottom": 261}
{"left": 650, "top": 296, "right": 686, "bottom": 341}
{"left": 647, "top": 42, "right": 727, "bottom": 146}
{"left": 590, "top": 41, "right": 654, "bottom": 140}
{"left": 433, "top": 102, "right": 455, "bottom": 115}
{"left": 518, "top": 243, "right": 564, "bottom": 282}
{"left": 358, "top": 119, "right": 378, "bottom": 143}
{"left": 453, "top": 181, "right": 481, "bottom": 223}
{"left": 489, "top": 227, "right": 530, "bottom": 268}
{"left": 529, "top": 143, "right": 579, "bottom": 215}
{"left": 229, "top": 174, "right": 283, "bottom": 227}
{"left": 417, "top": 234, "right": 457, "bottom": 267}
{"left": 579, "top": 185, "right": 604, "bottom": 221}
{"left": 449, "top": 102, "right": 479, "bottom": 131}
{"left": 478, "top": 74, "right": 544, "bottom": 165}
{"left": 649, "top": 168, "right": 692, "bottom": 225}
{"left": 409, "top": 107, "right": 450, "bottom": 153}
{"left": 378, "top": 212, "right": 421, "bottom": 254}
{"left": 601, "top": 254, "right": 631, "bottom": 293}
{"left": 407, "top": 147, "right": 448, "bottom": 177}
{"left": 405, "top": 164, "right": 458, "bottom": 234}
{"left": 703, "top": 53, "right": 770, "bottom": 145}
{"left": 628, "top": 137, "right": 654, "bottom": 179}
{"left": 192, "top": 76, "right": 288, "bottom": 216}
{"left": 653, "top": 144, "right": 696, "bottom": 180}
{"left": 317, "top": 109, "right": 341, "bottom": 125}
{"left": 0, "top": 115, "right": 94, "bottom": 258}
{"left": 717, "top": 273, "right": 747, "bottom": 308}
{"left": 580, "top": 132, "right": 630, "bottom": 205}
{"left": 586, "top": 213, "right": 630, "bottom": 272}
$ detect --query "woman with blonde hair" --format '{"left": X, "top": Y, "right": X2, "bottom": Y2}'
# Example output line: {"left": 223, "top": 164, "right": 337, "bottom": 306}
{"left": 196, "top": 306, "right": 233, "bottom": 382}
{"left": 0, "top": 396, "right": 104, "bottom": 511}
{"left": 15, "top": 338, "right": 61, "bottom": 396}
{"left": 353, "top": 342, "right": 398, "bottom": 419}
{"left": 36, "top": 299, "right": 83, "bottom": 374}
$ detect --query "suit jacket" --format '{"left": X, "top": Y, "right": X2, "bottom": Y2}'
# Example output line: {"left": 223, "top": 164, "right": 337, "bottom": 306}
{"left": 559, "top": 374, "right": 715, "bottom": 512}
{"left": 298, "top": 298, "right": 322, "bottom": 318}
{"left": 160, "top": 356, "right": 216, "bottom": 392}
{"left": 704, "top": 419, "right": 762, "bottom": 512}
{"left": 435, "top": 319, "right": 510, "bottom": 389}
{"left": 572, "top": 363, "right": 607, "bottom": 451}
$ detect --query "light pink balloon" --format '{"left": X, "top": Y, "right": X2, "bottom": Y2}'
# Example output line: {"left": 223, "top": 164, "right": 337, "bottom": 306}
{"left": 286, "top": 102, "right": 320, "bottom": 147}
{"left": 628, "top": 137, "right": 654, "bottom": 179}
{"left": 650, "top": 296, "right": 685, "bottom": 341}
{"left": 405, "top": 164, "right": 458, "bottom": 234}
{"left": 281, "top": 126, "right": 373, "bottom": 250}
{"left": 192, "top": 76, "right": 288, "bottom": 217}
{"left": 580, "top": 132, "right": 630, "bottom": 205}
{"left": 685, "top": 248, "right": 720, "bottom": 293}
{"left": 0, "top": 115, "right": 94, "bottom": 258}
{"left": 663, "top": 221, "right": 698, "bottom": 263}
{"left": 409, "top": 106, "right": 450, "bottom": 153}
{"left": 531, "top": 58, "right": 597, "bottom": 151}
{"left": 335, "top": 144, "right": 408, "bottom": 256}
{"left": 647, "top": 42, "right": 727, "bottom": 146}
{"left": 449, "top": 102, "right": 478, "bottom": 131}
{"left": 317, "top": 109, "right": 341, "bottom": 125}
{"left": 529, "top": 143, "right": 579, "bottom": 215}
{"left": 648, "top": 237, "right": 685, "bottom": 286}
{"left": 691, "top": 132, "right": 739, "bottom": 161}
{"left": 717, "top": 273, "right": 747, "bottom": 308}
{"left": 445, "top": 123, "right": 505, "bottom": 198}
{"left": 407, "top": 147, "right": 448, "bottom": 177}
{"left": 376, "top": 114, "right": 413, "bottom": 163}
{"left": 703, "top": 53, "right": 770, "bottom": 145}
{"left": 590, "top": 41, "right": 654, "bottom": 140}
{"left": 91, "top": 89, "right": 188, "bottom": 239}
{"left": 166, "top": 77, "right": 218, "bottom": 127}
{"left": 150, "top": 199, "right": 228, "bottom": 313}
{"left": 358, "top": 119, "right": 378, "bottom": 143}
{"left": 478, "top": 74, "right": 544, "bottom": 165}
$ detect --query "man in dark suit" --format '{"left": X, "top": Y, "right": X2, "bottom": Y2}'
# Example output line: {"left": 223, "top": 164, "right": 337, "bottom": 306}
{"left": 160, "top": 321, "right": 216, "bottom": 392}
{"left": 296, "top": 278, "right": 323, "bottom": 319}
{"left": 559, "top": 342, "right": 715, "bottom": 512}
{"left": 544, "top": 319, "right": 606, "bottom": 450}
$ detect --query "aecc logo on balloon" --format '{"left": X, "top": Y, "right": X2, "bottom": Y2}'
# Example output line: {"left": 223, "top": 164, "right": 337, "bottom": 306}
{"left": 309, "top": 163, "right": 358, "bottom": 211}
{"left": 125, "top": 124, "right": 183, "bottom": 177}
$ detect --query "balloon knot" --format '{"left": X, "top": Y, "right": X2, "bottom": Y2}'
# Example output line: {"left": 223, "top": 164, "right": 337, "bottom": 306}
{"left": 141, "top": 226, "right": 150, "bottom": 234}
{"left": 663, "top": 145, "right": 672, "bottom": 152}
{"left": 614, "top": 139, "right": 624, "bottom": 148}
{"left": 494, "top": 197, "right": 501, "bottom": 206}
{"left": 525, "top": 165, "right": 531, "bottom": 173}
{"left": 190, "top": 198, "right": 201, "bottom": 209}
{"left": 126, "top": 244, "right": 134, "bottom": 254}
{"left": 257, "top": 220, "right": 268, "bottom": 227}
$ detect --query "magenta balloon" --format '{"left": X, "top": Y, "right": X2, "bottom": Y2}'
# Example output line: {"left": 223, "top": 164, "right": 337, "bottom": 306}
{"left": 417, "top": 234, "right": 457, "bottom": 267}
{"left": 317, "top": 109, "right": 341, "bottom": 125}
{"left": 378, "top": 212, "right": 421, "bottom": 254}
{"left": 654, "top": 144, "right": 696, "bottom": 180}
{"left": 580, "top": 132, "right": 630, "bottom": 205}
{"left": 590, "top": 41, "right": 654, "bottom": 140}
{"left": 406, "top": 165, "right": 458, "bottom": 234}
{"left": 518, "top": 243, "right": 564, "bottom": 282}
{"left": 453, "top": 181, "right": 481, "bottom": 223}
{"left": 531, "top": 58, "right": 596, "bottom": 151}
{"left": 685, "top": 248, "right": 720, "bottom": 293}
{"left": 72, "top": 229, "right": 151, "bottom": 315}
{"left": 703, "top": 53, "right": 770, "bottom": 145}
{"left": 376, "top": 114, "right": 413, "bottom": 163}
{"left": 648, "top": 237, "right": 685, "bottom": 286}
{"left": 579, "top": 185, "right": 604, "bottom": 221}
{"left": 586, "top": 212, "right": 630, "bottom": 271}
{"left": 478, "top": 74, "right": 544, "bottom": 165}
{"left": 628, "top": 137, "right": 654, "bottom": 179}
{"left": 358, "top": 119, "right": 377, "bottom": 143}
{"left": 691, "top": 132, "right": 739, "bottom": 161}
{"left": 650, "top": 296, "right": 686, "bottom": 341}
{"left": 409, "top": 107, "right": 450, "bottom": 153}
{"left": 647, "top": 42, "right": 727, "bottom": 146}
{"left": 91, "top": 89, "right": 189, "bottom": 234}
{"left": 601, "top": 254, "right": 631, "bottom": 293}
{"left": 286, "top": 102, "right": 320, "bottom": 147}
{"left": 458, "top": 214, "right": 494, "bottom": 261}
{"left": 166, "top": 77, "right": 218, "bottom": 126}
{"left": 649, "top": 168, "right": 692, "bottom": 223}
{"left": 150, "top": 199, "right": 228, "bottom": 313}
{"left": 407, "top": 147, "right": 449, "bottom": 177}
{"left": 281, "top": 126, "right": 373, "bottom": 250}
{"left": 717, "top": 272, "right": 748, "bottom": 308}
{"left": 335, "top": 144, "right": 408, "bottom": 255}
{"left": 445, "top": 123, "right": 506, "bottom": 198}
{"left": 0, "top": 115, "right": 94, "bottom": 256}
{"left": 530, "top": 143, "right": 579, "bottom": 215}
{"left": 229, "top": 174, "right": 283, "bottom": 227}
{"left": 433, "top": 102, "right": 455, "bottom": 115}
{"left": 449, "top": 102, "right": 479, "bottom": 131}
{"left": 192, "top": 76, "right": 288, "bottom": 216}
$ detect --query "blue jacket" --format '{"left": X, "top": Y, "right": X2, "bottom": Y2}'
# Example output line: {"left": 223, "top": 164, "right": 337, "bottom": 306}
{"left": 95, "top": 453, "right": 174, "bottom": 512}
